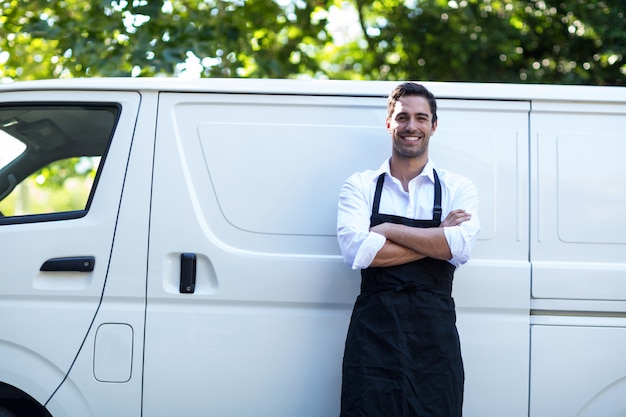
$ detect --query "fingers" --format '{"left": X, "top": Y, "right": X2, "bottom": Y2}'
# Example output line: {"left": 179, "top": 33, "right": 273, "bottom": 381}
{"left": 440, "top": 209, "right": 471, "bottom": 227}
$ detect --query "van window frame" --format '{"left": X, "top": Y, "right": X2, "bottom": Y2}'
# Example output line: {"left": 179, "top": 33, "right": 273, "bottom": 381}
{"left": 0, "top": 102, "right": 122, "bottom": 226}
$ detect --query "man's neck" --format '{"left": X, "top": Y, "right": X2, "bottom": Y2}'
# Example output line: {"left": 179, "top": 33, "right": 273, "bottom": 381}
{"left": 389, "top": 155, "right": 428, "bottom": 192}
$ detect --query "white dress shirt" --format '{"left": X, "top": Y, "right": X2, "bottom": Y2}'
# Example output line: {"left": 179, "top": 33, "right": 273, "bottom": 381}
{"left": 337, "top": 158, "right": 480, "bottom": 270}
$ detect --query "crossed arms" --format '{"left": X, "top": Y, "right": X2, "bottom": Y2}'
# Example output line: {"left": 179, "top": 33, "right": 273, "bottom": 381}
{"left": 369, "top": 209, "right": 471, "bottom": 267}
{"left": 336, "top": 171, "right": 480, "bottom": 270}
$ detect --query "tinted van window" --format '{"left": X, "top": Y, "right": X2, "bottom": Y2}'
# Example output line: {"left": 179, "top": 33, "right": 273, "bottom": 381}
{"left": 0, "top": 104, "right": 119, "bottom": 223}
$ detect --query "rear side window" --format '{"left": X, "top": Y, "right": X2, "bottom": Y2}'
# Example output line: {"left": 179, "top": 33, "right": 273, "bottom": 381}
{"left": 0, "top": 104, "right": 120, "bottom": 223}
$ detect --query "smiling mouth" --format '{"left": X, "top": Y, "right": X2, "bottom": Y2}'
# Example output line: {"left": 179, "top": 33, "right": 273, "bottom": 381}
{"left": 402, "top": 135, "right": 422, "bottom": 142}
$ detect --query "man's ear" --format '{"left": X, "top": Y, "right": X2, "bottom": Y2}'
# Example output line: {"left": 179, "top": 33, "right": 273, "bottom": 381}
{"left": 431, "top": 119, "right": 438, "bottom": 134}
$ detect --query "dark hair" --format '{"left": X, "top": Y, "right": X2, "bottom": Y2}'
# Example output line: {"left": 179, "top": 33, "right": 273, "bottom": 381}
{"left": 387, "top": 82, "right": 438, "bottom": 125}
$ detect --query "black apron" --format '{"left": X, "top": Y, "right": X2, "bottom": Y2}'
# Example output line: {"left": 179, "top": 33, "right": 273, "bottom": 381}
{"left": 340, "top": 171, "right": 464, "bottom": 417}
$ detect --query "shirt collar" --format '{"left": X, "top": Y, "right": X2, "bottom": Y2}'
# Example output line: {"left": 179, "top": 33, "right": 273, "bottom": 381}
{"left": 375, "top": 158, "right": 437, "bottom": 183}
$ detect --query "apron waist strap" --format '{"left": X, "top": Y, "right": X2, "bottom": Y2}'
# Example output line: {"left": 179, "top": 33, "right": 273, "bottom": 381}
{"left": 360, "top": 282, "right": 451, "bottom": 297}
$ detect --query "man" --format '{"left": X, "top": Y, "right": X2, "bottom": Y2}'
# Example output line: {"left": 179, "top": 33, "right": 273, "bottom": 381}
{"left": 336, "top": 82, "right": 480, "bottom": 417}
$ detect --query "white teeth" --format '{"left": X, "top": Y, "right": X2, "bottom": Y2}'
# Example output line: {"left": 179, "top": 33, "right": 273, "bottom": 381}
{"left": 405, "top": 136, "right": 420, "bottom": 141}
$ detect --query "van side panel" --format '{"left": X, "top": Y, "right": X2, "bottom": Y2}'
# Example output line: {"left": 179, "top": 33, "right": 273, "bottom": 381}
{"left": 531, "top": 102, "right": 626, "bottom": 301}
{"left": 144, "top": 93, "right": 530, "bottom": 416}
{"left": 530, "top": 101, "right": 626, "bottom": 415}
{"left": 530, "top": 320, "right": 626, "bottom": 417}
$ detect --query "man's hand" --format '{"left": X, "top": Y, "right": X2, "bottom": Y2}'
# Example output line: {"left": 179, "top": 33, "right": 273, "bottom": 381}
{"left": 440, "top": 209, "right": 471, "bottom": 228}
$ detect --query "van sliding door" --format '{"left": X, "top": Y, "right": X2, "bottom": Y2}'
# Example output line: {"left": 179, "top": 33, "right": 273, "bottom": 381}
{"left": 144, "top": 91, "right": 532, "bottom": 417}
{"left": 144, "top": 92, "right": 388, "bottom": 417}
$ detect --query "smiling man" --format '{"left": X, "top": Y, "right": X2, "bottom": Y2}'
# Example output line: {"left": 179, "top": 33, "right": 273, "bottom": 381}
{"left": 337, "top": 82, "right": 481, "bottom": 417}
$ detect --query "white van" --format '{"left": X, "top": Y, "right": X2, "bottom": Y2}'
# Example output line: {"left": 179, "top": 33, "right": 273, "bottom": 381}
{"left": 0, "top": 78, "right": 624, "bottom": 417}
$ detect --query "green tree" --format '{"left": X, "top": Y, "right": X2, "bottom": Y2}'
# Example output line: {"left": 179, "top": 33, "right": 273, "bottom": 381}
{"left": 0, "top": 0, "right": 333, "bottom": 79}
{"left": 325, "top": 0, "right": 625, "bottom": 84}
{"left": 0, "top": 0, "right": 624, "bottom": 84}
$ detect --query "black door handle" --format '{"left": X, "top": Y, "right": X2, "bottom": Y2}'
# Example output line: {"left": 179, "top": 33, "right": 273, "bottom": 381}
{"left": 40, "top": 256, "right": 95, "bottom": 272}
{"left": 180, "top": 253, "right": 196, "bottom": 294}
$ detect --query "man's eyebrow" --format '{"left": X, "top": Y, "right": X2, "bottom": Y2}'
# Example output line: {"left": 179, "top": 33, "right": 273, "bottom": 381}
{"left": 395, "top": 111, "right": 431, "bottom": 118}
{"left": 402, "top": 112, "right": 431, "bottom": 118}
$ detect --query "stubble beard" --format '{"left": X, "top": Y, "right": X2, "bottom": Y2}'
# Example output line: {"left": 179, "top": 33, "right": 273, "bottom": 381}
{"left": 392, "top": 133, "right": 429, "bottom": 160}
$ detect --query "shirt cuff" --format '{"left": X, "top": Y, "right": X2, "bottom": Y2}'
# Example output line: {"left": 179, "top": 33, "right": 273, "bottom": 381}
{"left": 443, "top": 226, "right": 470, "bottom": 267}
{"left": 352, "top": 232, "right": 386, "bottom": 270}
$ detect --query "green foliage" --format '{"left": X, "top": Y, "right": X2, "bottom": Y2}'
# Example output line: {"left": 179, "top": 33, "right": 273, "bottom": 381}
{"left": 33, "top": 157, "right": 98, "bottom": 189}
{"left": 0, "top": 0, "right": 624, "bottom": 84}
{"left": 0, "top": 157, "right": 98, "bottom": 216}
{"left": 0, "top": 0, "right": 333, "bottom": 79}
{"left": 343, "top": 0, "right": 625, "bottom": 84}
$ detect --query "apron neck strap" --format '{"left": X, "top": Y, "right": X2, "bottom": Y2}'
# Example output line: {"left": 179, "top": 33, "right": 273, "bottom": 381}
{"left": 372, "top": 170, "right": 443, "bottom": 222}
{"left": 433, "top": 169, "right": 442, "bottom": 222}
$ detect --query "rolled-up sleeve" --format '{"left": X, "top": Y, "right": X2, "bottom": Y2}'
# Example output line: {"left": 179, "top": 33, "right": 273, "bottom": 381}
{"left": 351, "top": 232, "right": 386, "bottom": 269}
{"left": 337, "top": 173, "right": 384, "bottom": 269}
{"left": 443, "top": 178, "right": 480, "bottom": 267}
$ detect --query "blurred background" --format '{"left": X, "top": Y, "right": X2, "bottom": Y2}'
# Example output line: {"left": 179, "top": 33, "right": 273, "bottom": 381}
{"left": 0, "top": 0, "right": 624, "bottom": 84}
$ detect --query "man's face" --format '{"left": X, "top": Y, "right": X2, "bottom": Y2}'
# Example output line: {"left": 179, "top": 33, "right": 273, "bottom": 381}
{"left": 386, "top": 95, "right": 437, "bottom": 160}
